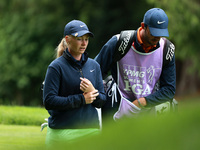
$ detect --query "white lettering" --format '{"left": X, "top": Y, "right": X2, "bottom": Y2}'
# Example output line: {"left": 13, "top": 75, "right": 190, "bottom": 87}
{"left": 118, "top": 31, "right": 131, "bottom": 55}
{"left": 132, "top": 84, "right": 143, "bottom": 95}
{"left": 124, "top": 80, "right": 131, "bottom": 91}
{"left": 131, "top": 84, "right": 151, "bottom": 95}
{"left": 166, "top": 43, "right": 175, "bottom": 61}
{"left": 124, "top": 69, "right": 145, "bottom": 78}
{"left": 142, "top": 85, "right": 151, "bottom": 95}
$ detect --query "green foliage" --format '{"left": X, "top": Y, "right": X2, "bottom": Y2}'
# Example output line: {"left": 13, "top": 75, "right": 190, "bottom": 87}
{"left": 0, "top": 0, "right": 199, "bottom": 105}
{"left": 0, "top": 0, "right": 151, "bottom": 105}
{"left": 147, "top": 0, "right": 200, "bottom": 75}
{"left": 0, "top": 100, "right": 200, "bottom": 150}
{"left": 0, "top": 0, "right": 59, "bottom": 105}
{"left": 52, "top": 101, "right": 200, "bottom": 150}
{"left": 0, "top": 105, "right": 49, "bottom": 126}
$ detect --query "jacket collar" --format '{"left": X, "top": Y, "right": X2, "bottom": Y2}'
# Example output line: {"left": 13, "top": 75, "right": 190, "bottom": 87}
{"left": 63, "top": 49, "right": 88, "bottom": 68}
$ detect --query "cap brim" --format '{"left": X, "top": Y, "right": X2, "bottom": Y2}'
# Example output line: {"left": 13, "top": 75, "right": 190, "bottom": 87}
{"left": 149, "top": 27, "right": 169, "bottom": 37}
{"left": 72, "top": 30, "right": 94, "bottom": 37}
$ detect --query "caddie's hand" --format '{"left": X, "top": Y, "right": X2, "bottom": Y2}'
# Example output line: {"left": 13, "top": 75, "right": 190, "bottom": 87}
{"left": 83, "top": 90, "right": 99, "bottom": 104}
{"left": 133, "top": 97, "right": 147, "bottom": 108}
{"left": 80, "top": 77, "right": 95, "bottom": 93}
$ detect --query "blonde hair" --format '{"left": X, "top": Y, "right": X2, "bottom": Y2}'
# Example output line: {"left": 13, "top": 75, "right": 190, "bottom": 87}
{"left": 55, "top": 38, "right": 68, "bottom": 58}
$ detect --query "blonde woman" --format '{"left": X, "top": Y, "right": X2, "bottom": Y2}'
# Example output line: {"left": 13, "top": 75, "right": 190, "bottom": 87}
{"left": 43, "top": 20, "right": 106, "bottom": 146}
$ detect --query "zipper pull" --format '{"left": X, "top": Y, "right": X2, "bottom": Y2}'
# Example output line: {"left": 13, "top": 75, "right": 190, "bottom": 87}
{"left": 80, "top": 69, "right": 84, "bottom": 78}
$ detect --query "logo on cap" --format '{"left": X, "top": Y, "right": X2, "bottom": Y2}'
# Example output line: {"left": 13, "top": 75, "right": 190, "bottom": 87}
{"left": 80, "top": 25, "right": 86, "bottom": 28}
{"left": 157, "top": 21, "right": 165, "bottom": 24}
{"left": 75, "top": 33, "right": 78, "bottom": 37}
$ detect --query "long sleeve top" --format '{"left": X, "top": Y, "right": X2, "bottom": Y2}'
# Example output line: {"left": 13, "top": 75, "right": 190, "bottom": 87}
{"left": 43, "top": 50, "right": 106, "bottom": 129}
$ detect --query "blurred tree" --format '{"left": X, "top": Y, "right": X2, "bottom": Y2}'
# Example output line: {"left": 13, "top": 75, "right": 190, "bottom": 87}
{"left": 87, "top": 0, "right": 152, "bottom": 57}
{"left": 0, "top": 0, "right": 63, "bottom": 105}
{"left": 0, "top": 0, "right": 152, "bottom": 105}
{"left": 146, "top": 0, "right": 200, "bottom": 96}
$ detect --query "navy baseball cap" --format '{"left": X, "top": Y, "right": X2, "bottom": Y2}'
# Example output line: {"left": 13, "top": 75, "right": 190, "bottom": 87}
{"left": 143, "top": 8, "right": 169, "bottom": 37}
{"left": 64, "top": 20, "right": 94, "bottom": 37}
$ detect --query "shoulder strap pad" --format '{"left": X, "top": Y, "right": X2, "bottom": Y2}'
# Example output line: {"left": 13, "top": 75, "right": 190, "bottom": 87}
{"left": 163, "top": 38, "right": 175, "bottom": 67}
{"left": 113, "top": 30, "right": 136, "bottom": 63}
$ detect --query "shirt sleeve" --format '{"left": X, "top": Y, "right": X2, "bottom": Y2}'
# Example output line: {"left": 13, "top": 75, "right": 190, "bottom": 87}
{"left": 43, "top": 66, "right": 85, "bottom": 110}
{"left": 145, "top": 55, "right": 176, "bottom": 107}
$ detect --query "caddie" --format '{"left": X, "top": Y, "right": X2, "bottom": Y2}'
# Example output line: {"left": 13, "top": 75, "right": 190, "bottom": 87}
{"left": 95, "top": 8, "right": 176, "bottom": 121}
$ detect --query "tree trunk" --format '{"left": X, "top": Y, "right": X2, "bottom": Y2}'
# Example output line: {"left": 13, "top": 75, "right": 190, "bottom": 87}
{"left": 176, "top": 59, "right": 200, "bottom": 96}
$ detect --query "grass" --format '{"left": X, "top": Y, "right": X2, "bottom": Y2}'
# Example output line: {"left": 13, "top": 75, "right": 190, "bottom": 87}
{"left": 0, "top": 105, "right": 48, "bottom": 150}
{"left": 0, "top": 124, "right": 46, "bottom": 150}
{"left": 0, "top": 105, "right": 49, "bottom": 126}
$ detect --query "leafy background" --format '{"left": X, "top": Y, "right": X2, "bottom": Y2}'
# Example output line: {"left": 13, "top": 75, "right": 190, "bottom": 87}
{"left": 0, "top": 0, "right": 200, "bottom": 105}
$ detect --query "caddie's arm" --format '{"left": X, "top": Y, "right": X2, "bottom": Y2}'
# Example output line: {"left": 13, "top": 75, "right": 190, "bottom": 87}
{"left": 95, "top": 35, "right": 118, "bottom": 78}
{"left": 144, "top": 55, "right": 176, "bottom": 107}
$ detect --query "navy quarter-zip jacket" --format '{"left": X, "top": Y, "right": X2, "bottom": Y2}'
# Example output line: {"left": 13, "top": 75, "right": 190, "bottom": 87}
{"left": 43, "top": 50, "right": 106, "bottom": 129}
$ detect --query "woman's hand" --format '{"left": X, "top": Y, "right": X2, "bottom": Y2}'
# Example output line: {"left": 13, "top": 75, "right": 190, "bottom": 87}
{"left": 83, "top": 90, "right": 99, "bottom": 104}
{"left": 80, "top": 77, "right": 99, "bottom": 104}
{"left": 80, "top": 77, "right": 95, "bottom": 93}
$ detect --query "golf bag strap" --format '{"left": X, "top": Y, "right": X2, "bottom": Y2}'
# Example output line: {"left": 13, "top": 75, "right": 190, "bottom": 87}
{"left": 112, "top": 30, "right": 136, "bottom": 64}
{"left": 162, "top": 38, "right": 175, "bottom": 67}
